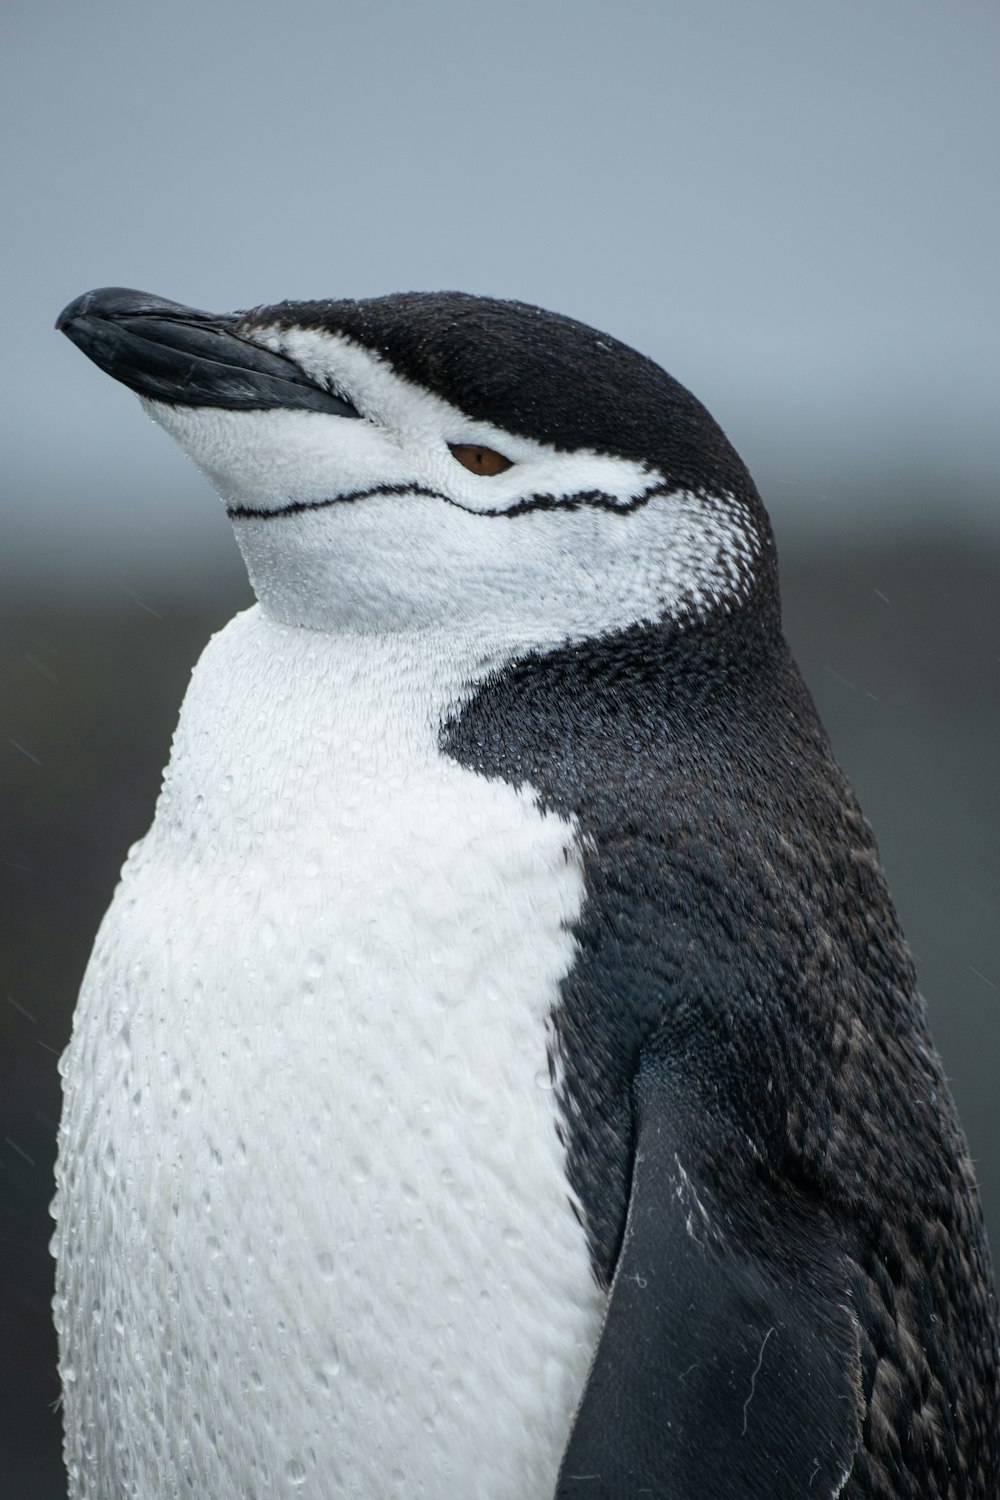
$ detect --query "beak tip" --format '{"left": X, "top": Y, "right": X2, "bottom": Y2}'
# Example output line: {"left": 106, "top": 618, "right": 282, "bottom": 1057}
{"left": 56, "top": 290, "right": 92, "bottom": 333}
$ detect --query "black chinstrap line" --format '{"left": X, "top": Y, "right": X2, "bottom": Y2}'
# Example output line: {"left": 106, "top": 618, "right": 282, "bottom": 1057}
{"left": 225, "top": 479, "right": 675, "bottom": 522}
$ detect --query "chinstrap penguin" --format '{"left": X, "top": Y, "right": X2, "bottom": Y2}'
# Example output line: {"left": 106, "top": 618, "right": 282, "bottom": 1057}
{"left": 53, "top": 286, "right": 1000, "bottom": 1499}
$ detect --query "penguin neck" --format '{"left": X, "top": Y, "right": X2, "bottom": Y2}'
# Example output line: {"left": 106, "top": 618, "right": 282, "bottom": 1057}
{"left": 151, "top": 607, "right": 522, "bottom": 850}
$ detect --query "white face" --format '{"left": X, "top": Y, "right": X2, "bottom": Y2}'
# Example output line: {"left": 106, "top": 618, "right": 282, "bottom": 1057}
{"left": 143, "top": 324, "right": 761, "bottom": 646}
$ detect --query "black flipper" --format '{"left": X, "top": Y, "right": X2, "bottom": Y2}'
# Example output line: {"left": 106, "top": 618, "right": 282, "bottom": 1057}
{"left": 557, "top": 1056, "right": 862, "bottom": 1499}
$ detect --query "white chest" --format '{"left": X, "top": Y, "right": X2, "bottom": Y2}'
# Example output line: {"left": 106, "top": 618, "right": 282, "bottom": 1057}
{"left": 53, "top": 609, "right": 605, "bottom": 1500}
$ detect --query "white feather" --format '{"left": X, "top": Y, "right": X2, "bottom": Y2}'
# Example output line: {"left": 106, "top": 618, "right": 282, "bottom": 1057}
{"left": 53, "top": 610, "right": 604, "bottom": 1499}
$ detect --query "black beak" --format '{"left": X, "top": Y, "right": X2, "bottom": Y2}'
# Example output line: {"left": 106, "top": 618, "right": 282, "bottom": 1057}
{"left": 56, "top": 287, "right": 359, "bottom": 418}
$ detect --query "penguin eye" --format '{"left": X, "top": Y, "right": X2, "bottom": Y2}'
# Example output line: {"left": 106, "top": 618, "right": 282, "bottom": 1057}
{"left": 448, "top": 443, "right": 513, "bottom": 476}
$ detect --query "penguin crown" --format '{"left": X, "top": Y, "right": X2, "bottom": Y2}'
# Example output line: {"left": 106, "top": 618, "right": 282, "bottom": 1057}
{"left": 58, "top": 288, "right": 771, "bottom": 642}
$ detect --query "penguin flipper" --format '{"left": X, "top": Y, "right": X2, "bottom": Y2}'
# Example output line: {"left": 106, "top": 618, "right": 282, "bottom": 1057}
{"left": 556, "top": 1056, "right": 862, "bottom": 1499}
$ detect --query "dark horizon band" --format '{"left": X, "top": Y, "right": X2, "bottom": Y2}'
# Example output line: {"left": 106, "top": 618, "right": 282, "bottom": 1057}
{"left": 56, "top": 286, "right": 360, "bottom": 417}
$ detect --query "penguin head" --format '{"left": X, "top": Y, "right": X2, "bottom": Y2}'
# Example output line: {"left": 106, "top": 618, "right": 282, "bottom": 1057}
{"left": 57, "top": 288, "right": 773, "bottom": 644}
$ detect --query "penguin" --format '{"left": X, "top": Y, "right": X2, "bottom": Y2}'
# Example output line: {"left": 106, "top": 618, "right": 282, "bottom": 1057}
{"left": 53, "top": 285, "right": 999, "bottom": 1500}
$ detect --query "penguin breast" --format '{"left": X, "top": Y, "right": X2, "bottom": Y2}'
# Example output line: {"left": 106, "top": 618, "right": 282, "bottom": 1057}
{"left": 53, "top": 607, "right": 605, "bottom": 1500}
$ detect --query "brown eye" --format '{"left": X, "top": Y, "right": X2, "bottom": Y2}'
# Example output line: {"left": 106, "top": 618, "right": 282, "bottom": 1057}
{"left": 448, "top": 443, "right": 513, "bottom": 476}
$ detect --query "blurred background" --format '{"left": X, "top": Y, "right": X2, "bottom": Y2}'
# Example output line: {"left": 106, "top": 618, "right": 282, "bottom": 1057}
{"left": 2, "top": 1, "right": 998, "bottom": 1492}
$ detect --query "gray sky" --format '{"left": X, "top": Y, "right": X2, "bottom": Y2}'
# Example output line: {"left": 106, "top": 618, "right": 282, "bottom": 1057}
{"left": 4, "top": 0, "right": 998, "bottom": 579}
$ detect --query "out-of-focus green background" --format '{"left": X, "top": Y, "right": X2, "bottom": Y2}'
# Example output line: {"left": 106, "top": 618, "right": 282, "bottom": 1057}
{"left": 2, "top": 3, "right": 997, "bottom": 1494}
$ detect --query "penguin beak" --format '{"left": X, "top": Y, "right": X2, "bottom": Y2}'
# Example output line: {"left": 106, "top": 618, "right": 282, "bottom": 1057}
{"left": 56, "top": 287, "right": 359, "bottom": 418}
